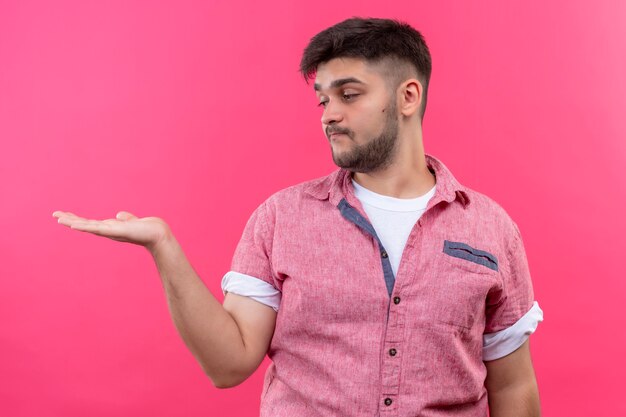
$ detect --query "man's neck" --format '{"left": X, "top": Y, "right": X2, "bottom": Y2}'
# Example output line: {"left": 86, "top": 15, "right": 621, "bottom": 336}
{"left": 351, "top": 131, "right": 436, "bottom": 199}
{"left": 352, "top": 159, "right": 435, "bottom": 199}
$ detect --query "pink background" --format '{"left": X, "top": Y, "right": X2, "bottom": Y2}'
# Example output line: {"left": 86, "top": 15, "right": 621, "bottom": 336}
{"left": 2, "top": 1, "right": 625, "bottom": 416}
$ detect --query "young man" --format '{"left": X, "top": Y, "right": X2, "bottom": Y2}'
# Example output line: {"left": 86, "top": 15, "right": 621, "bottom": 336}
{"left": 54, "top": 17, "right": 543, "bottom": 417}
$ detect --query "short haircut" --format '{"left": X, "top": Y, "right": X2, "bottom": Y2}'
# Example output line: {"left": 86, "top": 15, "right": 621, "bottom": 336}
{"left": 300, "top": 17, "right": 433, "bottom": 120}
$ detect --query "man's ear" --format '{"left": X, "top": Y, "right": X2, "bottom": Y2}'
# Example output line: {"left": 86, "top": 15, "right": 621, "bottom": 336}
{"left": 398, "top": 79, "right": 423, "bottom": 117}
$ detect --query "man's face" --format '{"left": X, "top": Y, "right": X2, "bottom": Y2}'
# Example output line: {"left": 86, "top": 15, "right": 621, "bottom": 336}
{"left": 314, "top": 57, "right": 399, "bottom": 173}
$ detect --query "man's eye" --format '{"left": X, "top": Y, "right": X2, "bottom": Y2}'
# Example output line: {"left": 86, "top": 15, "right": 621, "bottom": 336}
{"left": 317, "top": 94, "right": 358, "bottom": 108}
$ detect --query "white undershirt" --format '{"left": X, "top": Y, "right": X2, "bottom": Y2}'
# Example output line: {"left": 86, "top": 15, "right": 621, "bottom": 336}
{"left": 351, "top": 177, "right": 435, "bottom": 277}
{"left": 221, "top": 179, "right": 543, "bottom": 360}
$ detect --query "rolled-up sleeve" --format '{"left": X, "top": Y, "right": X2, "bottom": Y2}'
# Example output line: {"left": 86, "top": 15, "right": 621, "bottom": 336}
{"left": 483, "top": 221, "right": 543, "bottom": 360}
{"left": 222, "top": 201, "right": 282, "bottom": 310}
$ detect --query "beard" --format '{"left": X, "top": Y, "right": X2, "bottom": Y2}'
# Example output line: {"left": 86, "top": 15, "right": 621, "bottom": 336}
{"left": 330, "top": 100, "right": 399, "bottom": 173}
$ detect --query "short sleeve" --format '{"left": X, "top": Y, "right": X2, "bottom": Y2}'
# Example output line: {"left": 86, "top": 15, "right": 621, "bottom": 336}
{"left": 485, "top": 221, "right": 536, "bottom": 333}
{"left": 483, "top": 301, "right": 543, "bottom": 360}
{"left": 229, "top": 201, "right": 281, "bottom": 292}
{"left": 221, "top": 271, "right": 282, "bottom": 311}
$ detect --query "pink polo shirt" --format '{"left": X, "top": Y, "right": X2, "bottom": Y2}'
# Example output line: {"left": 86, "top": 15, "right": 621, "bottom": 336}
{"left": 228, "top": 153, "right": 541, "bottom": 416}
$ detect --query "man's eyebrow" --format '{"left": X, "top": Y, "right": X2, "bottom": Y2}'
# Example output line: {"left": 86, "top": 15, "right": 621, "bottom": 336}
{"left": 313, "top": 77, "right": 365, "bottom": 91}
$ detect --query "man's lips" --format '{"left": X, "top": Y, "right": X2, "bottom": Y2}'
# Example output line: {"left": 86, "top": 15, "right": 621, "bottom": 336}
{"left": 328, "top": 131, "right": 349, "bottom": 140}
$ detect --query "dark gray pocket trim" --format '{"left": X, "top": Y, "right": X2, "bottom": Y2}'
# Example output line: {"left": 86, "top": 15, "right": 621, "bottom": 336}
{"left": 443, "top": 240, "right": 499, "bottom": 271}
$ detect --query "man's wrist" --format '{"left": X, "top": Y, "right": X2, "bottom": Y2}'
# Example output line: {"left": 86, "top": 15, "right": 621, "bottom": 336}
{"left": 147, "top": 225, "right": 176, "bottom": 259}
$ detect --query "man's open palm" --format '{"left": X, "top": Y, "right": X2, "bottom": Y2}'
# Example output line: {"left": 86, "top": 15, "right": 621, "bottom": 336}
{"left": 52, "top": 210, "right": 169, "bottom": 251}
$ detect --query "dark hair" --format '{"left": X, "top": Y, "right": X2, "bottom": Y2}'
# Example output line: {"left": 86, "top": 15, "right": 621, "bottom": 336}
{"left": 300, "top": 17, "right": 432, "bottom": 120}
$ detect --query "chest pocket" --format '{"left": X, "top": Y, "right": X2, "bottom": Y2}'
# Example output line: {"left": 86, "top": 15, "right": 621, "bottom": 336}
{"left": 420, "top": 240, "right": 501, "bottom": 331}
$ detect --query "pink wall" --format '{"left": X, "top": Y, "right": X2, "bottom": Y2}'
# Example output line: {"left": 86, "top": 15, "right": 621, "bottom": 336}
{"left": 1, "top": 1, "right": 625, "bottom": 416}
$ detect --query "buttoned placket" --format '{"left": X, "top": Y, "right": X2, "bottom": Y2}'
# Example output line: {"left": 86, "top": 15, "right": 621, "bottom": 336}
{"left": 336, "top": 175, "right": 459, "bottom": 414}
{"left": 337, "top": 197, "right": 413, "bottom": 414}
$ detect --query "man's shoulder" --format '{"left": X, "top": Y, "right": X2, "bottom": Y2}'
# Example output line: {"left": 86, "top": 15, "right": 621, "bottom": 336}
{"left": 429, "top": 153, "right": 517, "bottom": 229}
{"left": 460, "top": 184, "right": 520, "bottom": 233}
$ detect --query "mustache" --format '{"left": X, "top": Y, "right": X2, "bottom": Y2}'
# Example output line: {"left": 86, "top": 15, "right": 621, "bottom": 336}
{"left": 326, "top": 126, "right": 352, "bottom": 137}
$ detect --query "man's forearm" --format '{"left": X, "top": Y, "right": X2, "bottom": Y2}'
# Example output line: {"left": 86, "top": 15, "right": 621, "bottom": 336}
{"left": 149, "top": 232, "right": 250, "bottom": 387}
{"left": 488, "top": 381, "right": 541, "bottom": 417}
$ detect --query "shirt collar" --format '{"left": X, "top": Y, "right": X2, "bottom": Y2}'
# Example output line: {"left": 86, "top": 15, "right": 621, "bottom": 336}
{"left": 304, "top": 153, "right": 471, "bottom": 208}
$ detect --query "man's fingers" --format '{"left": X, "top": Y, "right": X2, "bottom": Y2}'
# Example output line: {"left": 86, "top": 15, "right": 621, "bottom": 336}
{"left": 54, "top": 210, "right": 136, "bottom": 226}
{"left": 56, "top": 214, "right": 89, "bottom": 227}
{"left": 56, "top": 216, "right": 78, "bottom": 227}
{"left": 70, "top": 220, "right": 118, "bottom": 237}
{"left": 69, "top": 222, "right": 94, "bottom": 231}
{"left": 53, "top": 211, "right": 79, "bottom": 218}
{"left": 53, "top": 211, "right": 86, "bottom": 225}
{"left": 54, "top": 211, "right": 142, "bottom": 240}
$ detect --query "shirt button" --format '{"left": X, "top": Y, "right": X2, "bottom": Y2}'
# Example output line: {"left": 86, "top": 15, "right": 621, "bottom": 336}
{"left": 389, "top": 348, "right": 397, "bottom": 356}
{"left": 393, "top": 296, "right": 401, "bottom": 305}
{"left": 384, "top": 398, "right": 393, "bottom": 406}
{"left": 381, "top": 251, "right": 388, "bottom": 258}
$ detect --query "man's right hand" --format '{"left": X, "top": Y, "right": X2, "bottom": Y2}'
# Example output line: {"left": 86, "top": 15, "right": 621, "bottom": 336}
{"left": 52, "top": 210, "right": 170, "bottom": 254}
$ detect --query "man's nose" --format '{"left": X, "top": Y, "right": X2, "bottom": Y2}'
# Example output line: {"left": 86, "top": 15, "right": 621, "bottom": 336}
{"left": 321, "top": 101, "right": 344, "bottom": 125}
